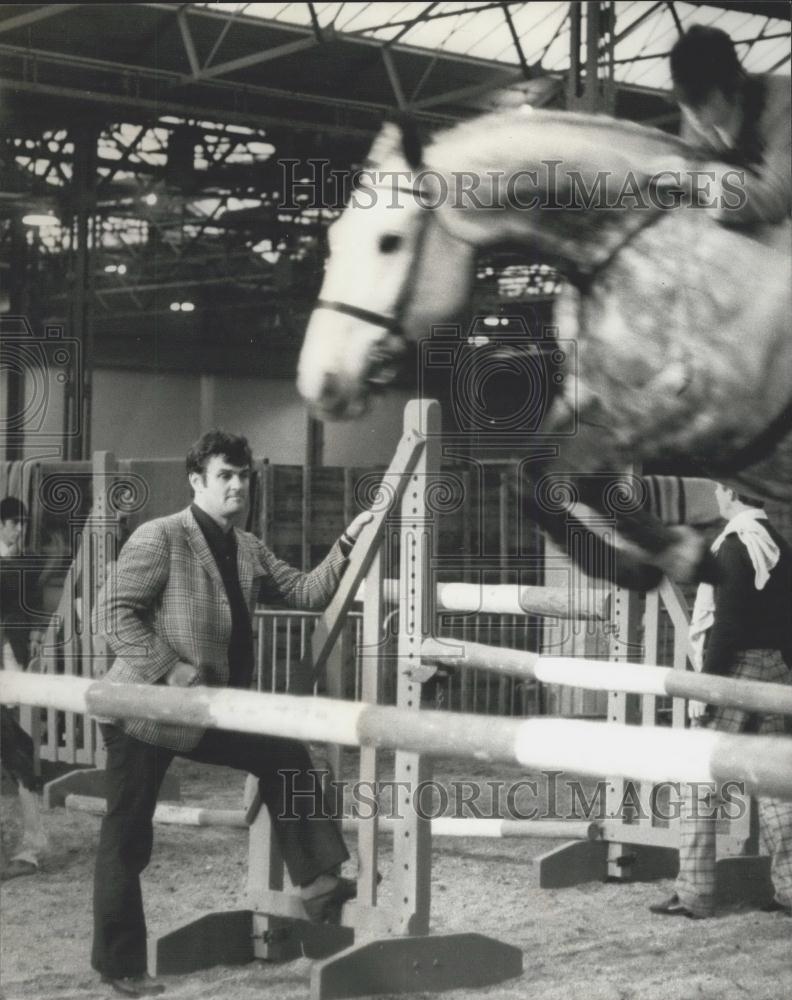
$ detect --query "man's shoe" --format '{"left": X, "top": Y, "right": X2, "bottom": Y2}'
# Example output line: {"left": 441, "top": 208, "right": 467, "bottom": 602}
{"left": 760, "top": 898, "right": 792, "bottom": 916}
{"left": 1, "top": 858, "right": 39, "bottom": 881}
{"left": 101, "top": 975, "right": 166, "bottom": 997}
{"left": 649, "top": 894, "right": 705, "bottom": 919}
{"left": 301, "top": 875, "right": 357, "bottom": 923}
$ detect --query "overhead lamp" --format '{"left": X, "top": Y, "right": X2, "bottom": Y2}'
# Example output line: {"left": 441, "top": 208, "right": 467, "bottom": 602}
{"left": 170, "top": 301, "right": 195, "bottom": 312}
{"left": 143, "top": 193, "right": 158, "bottom": 206}
{"left": 22, "top": 212, "right": 58, "bottom": 228}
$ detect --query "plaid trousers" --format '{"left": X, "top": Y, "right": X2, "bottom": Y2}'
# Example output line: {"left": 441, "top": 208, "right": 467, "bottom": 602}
{"left": 676, "top": 649, "right": 792, "bottom": 916}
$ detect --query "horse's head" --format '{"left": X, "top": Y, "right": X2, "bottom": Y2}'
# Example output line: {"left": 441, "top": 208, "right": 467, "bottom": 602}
{"left": 297, "top": 120, "right": 475, "bottom": 419}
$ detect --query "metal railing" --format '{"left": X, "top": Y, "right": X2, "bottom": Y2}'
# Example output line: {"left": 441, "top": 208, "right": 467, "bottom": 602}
{"left": 254, "top": 606, "right": 541, "bottom": 717}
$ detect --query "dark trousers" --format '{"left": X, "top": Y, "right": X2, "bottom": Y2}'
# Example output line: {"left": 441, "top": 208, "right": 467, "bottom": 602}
{"left": 0, "top": 705, "right": 37, "bottom": 791}
{"left": 91, "top": 724, "right": 349, "bottom": 979}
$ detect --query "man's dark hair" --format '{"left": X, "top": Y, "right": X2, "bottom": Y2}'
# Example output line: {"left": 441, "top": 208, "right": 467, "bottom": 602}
{"left": 185, "top": 430, "right": 253, "bottom": 479}
{"left": 670, "top": 25, "right": 744, "bottom": 106}
{"left": 0, "top": 496, "right": 26, "bottom": 522}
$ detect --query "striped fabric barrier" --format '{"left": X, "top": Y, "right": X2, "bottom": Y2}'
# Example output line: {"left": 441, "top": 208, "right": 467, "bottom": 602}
{"left": 3, "top": 672, "right": 792, "bottom": 800}
{"left": 422, "top": 637, "right": 792, "bottom": 718}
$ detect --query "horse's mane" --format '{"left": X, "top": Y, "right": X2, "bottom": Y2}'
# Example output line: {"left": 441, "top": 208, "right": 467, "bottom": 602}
{"left": 424, "top": 108, "right": 695, "bottom": 182}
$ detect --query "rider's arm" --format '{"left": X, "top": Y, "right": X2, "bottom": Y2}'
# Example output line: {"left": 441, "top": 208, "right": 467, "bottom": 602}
{"left": 720, "top": 79, "right": 791, "bottom": 225}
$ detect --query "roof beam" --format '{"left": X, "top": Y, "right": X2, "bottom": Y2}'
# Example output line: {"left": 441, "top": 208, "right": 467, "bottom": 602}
{"left": 529, "top": 6, "right": 568, "bottom": 68}
{"left": 382, "top": 48, "right": 407, "bottom": 109}
{"left": 383, "top": 2, "right": 440, "bottom": 49}
{"left": 177, "top": 7, "right": 201, "bottom": 77}
{"left": 412, "top": 70, "right": 523, "bottom": 111}
{"left": 203, "top": 2, "right": 249, "bottom": 69}
{"left": 307, "top": 2, "right": 324, "bottom": 43}
{"left": 614, "top": 2, "right": 665, "bottom": 45}
{"left": 741, "top": 15, "right": 772, "bottom": 57}
{"left": 97, "top": 125, "right": 149, "bottom": 193}
{"left": 501, "top": 3, "right": 532, "bottom": 80}
{"left": 179, "top": 34, "right": 319, "bottom": 83}
{"left": 346, "top": 0, "right": 522, "bottom": 34}
{"left": 0, "top": 4, "right": 81, "bottom": 36}
{"left": 767, "top": 50, "right": 791, "bottom": 70}
{"left": 665, "top": 2, "right": 683, "bottom": 35}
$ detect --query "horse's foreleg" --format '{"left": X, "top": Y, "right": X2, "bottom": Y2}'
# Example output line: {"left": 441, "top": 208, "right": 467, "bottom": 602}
{"left": 523, "top": 490, "right": 664, "bottom": 592}
{"left": 572, "top": 477, "right": 719, "bottom": 584}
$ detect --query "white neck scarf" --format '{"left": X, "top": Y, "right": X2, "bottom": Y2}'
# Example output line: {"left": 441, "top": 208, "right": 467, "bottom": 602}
{"left": 689, "top": 508, "right": 779, "bottom": 672}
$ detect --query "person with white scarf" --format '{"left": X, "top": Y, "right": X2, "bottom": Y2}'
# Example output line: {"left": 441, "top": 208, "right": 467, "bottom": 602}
{"left": 651, "top": 484, "right": 792, "bottom": 920}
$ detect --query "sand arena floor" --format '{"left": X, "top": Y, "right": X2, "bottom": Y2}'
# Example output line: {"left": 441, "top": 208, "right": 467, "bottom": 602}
{"left": 2, "top": 752, "right": 790, "bottom": 1000}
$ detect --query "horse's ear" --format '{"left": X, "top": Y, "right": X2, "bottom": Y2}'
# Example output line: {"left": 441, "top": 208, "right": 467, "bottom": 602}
{"left": 381, "top": 111, "right": 423, "bottom": 170}
{"left": 367, "top": 120, "right": 405, "bottom": 167}
{"left": 399, "top": 116, "right": 424, "bottom": 170}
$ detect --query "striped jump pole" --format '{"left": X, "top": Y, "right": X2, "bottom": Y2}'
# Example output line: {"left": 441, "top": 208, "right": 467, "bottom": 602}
{"left": 343, "top": 817, "right": 602, "bottom": 840}
{"left": 4, "top": 672, "right": 792, "bottom": 800}
{"left": 62, "top": 794, "right": 601, "bottom": 842}
{"left": 356, "top": 581, "right": 610, "bottom": 621}
{"left": 422, "top": 637, "right": 792, "bottom": 718}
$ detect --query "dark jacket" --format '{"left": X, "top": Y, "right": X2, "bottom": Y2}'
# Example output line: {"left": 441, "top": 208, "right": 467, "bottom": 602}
{"left": 704, "top": 522, "right": 792, "bottom": 676}
{"left": 94, "top": 507, "right": 348, "bottom": 750}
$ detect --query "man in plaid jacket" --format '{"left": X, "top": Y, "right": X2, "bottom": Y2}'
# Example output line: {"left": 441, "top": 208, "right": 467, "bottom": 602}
{"left": 91, "top": 430, "right": 370, "bottom": 997}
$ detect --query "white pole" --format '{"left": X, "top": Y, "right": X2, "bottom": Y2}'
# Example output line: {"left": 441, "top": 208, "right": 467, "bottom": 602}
{"left": 4, "top": 672, "right": 792, "bottom": 800}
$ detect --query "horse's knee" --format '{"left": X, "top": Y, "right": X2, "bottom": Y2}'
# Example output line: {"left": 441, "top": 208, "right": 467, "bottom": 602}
{"left": 652, "top": 526, "right": 714, "bottom": 583}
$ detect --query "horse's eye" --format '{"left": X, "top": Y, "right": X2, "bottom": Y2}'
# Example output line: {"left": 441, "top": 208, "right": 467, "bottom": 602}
{"left": 379, "top": 234, "right": 402, "bottom": 254}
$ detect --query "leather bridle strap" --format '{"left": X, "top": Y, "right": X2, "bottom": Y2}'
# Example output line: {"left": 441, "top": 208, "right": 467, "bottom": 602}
{"left": 315, "top": 299, "right": 404, "bottom": 337}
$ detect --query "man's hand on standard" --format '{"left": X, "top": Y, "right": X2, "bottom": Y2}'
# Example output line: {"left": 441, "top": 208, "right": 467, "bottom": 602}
{"left": 340, "top": 510, "right": 374, "bottom": 551}
{"left": 166, "top": 662, "right": 200, "bottom": 687}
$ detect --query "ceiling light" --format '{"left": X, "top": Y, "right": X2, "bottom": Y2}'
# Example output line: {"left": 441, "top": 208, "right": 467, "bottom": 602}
{"left": 143, "top": 193, "right": 158, "bottom": 206}
{"left": 169, "top": 301, "right": 181, "bottom": 312}
{"left": 180, "top": 301, "right": 195, "bottom": 312}
{"left": 22, "top": 212, "right": 58, "bottom": 228}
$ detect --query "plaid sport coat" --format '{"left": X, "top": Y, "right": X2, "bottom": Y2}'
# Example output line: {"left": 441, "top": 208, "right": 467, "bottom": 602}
{"left": 94, "top": 506, "right": 348, "bottom": 750}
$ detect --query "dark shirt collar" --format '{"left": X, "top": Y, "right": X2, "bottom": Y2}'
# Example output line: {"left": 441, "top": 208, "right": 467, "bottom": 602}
{"left": 190, "top": 503, "right": 236, "bottom": 556}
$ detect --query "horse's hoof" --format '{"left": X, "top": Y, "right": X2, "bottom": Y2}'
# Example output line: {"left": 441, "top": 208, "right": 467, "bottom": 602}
{"left": 654, "top": 526, "right": 710, "bottom": 583}
{"left": 613, "top": 562, "right": 663, "bottom": 592}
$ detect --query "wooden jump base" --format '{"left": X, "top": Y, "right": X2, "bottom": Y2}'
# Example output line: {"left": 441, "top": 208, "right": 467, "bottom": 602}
{"left": 356, "top": 580, "right": 609, "bottom": 620}
{"left": 63, "top": 793, "right": 601, "bottom": 841}
{"left": 422, "top": 638, "right": 792, "bottom": 718}
{"left": 5, "top": 673, "right": 792, "bottom": 801}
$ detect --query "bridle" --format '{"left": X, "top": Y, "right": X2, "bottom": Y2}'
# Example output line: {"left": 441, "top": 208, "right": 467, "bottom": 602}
{"left": 314, "top": 177, "right": 437, "bottom": 341}
{"left": 315, "top": 164, "right": 673, "bottom": 356}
